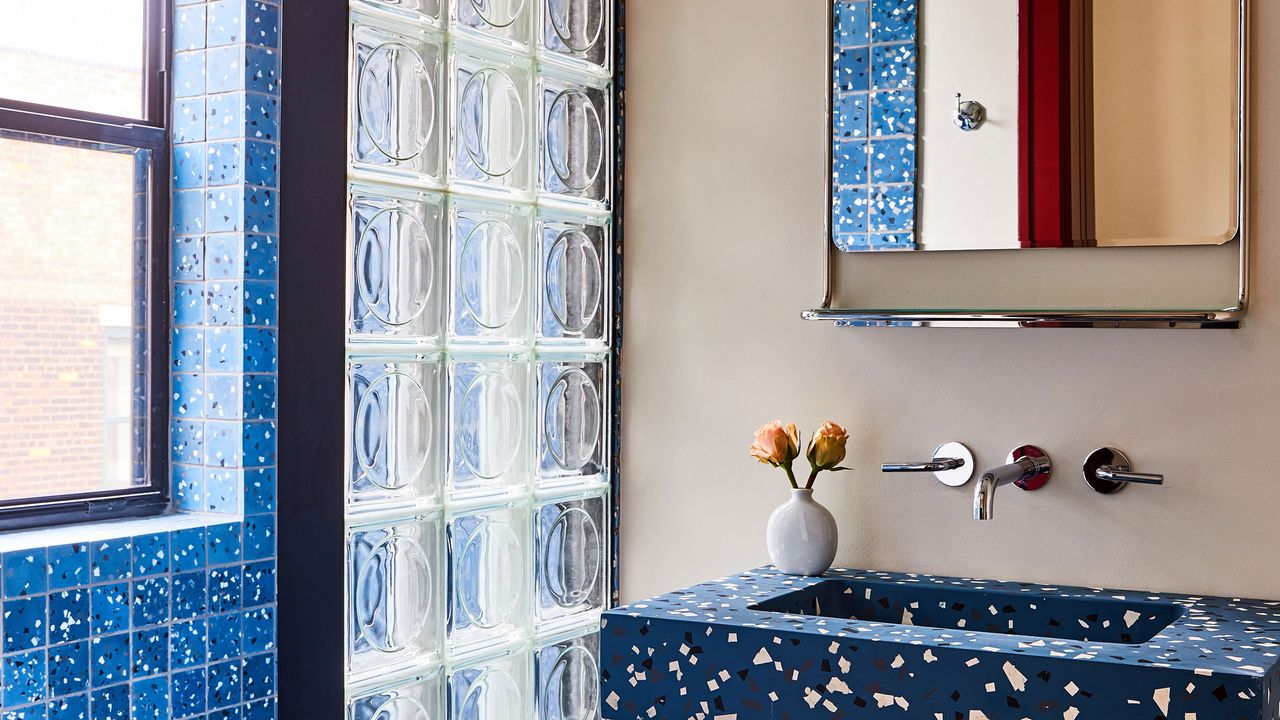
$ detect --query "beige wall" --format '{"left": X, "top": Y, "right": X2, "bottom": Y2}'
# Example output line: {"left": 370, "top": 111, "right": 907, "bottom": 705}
{"left": 622, "top": 0, "right": 1278, "bottom": 602}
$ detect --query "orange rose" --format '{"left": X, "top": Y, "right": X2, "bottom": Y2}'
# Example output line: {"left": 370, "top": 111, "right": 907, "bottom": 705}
{"left": 750, "top": 420, "right": 800, "bottom": 467}
{"left": 806, "top": 421, "right": 849, "bottom": 471}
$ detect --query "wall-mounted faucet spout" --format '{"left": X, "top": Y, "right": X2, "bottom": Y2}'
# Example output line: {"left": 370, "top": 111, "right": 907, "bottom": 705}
{"left": 973, "top": 446, "right": 1052, "bottom": 520}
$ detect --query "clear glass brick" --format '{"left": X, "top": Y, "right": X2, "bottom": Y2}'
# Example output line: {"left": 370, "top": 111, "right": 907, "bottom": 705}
{"left": 449, "top": 43, "right": 534, "bottom": 200}
{"left": 347, "top": 513, "right": 445, "bottom": 679}
{"left": 537, "top": 212, "right": 608, "bottom": 347}
{"left": 448, "top": 505, "right": 531, "bottom": 652}
{"left": 348, "top": 184, "right": 447, "bottom": 346}
{"left": 448, "top": 357, "right": 531, "bottom": 499}
{"left": 449, "top": 198, "right": 534, "bottom": 348}
{"left": 537, "top": 69, "right": 610, "bottom": 210}
{"left": 539, "top": 0, "right": 611, "bottom": 73}
{"left": 534, "top": 628, "right": 600, "bottom": 720}
{"left": 534, "top": 493, "right": 605, "bottom": 627}
{"left": 350, "top": 15, "right": 446, "bottom": 184}
{"left": 536, "top": 357, "right": 605, "bottom": 488}
{"left": 451, "top": 0, "right": 533, "bottom": 51}
{"left": 352, "top": 0, "right": 444, "bottom": 28}
{"left": 348, "top": 669, "right": 446, "bottom": 720}
{"left": 349, "top": 358, "right": 445, "bottom": 510}
{"left": 449, "top": 648, "right": 532, "bottom": 720}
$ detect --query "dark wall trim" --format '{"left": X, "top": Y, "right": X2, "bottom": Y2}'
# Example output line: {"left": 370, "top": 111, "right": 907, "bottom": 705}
{"left": 278, "top": 0, "right": 348, "bottom": 716}
{"left": 610, "top": 0, "right": 626, "bottom": 607}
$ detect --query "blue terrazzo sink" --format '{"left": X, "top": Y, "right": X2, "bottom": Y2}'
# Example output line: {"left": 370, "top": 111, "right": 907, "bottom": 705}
{"left": 602, "top": 567, "right": 1280, "bottom": 719}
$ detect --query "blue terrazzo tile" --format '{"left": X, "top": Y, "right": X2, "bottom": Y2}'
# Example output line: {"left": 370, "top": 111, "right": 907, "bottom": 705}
{"left": 206, "top": 46, "right": 246, "bottom": 93}
{"left": 170, "top": 619, "right": 208, "bottom": 670}
{"left": 172, "top": 528, "right": 208, "bottom": 572}
{"left": 871, "top": 0, "right": 917, "bottom": 43}
{"left": 241, "top": 561, "right": 274, "bottom": 608}
{"left": 131, "top": 627, "right": 168, "bottom": 678}
{"left": 89, "top": 633, "right": 130, "bottom": 688}
{"left": 174, "top": 282, "right": 204, "bottom": 327}
{"left": 48, "top": 589, "right": 90, "bottom": 645}
{"left": 209, "top": 567, "right": 242, "bottom": 613}
{"left": 243, "top": 696, "right": 277, "bottom": 720}
{"left": 173, "top": 188, "right": 206, "bottom": 235}
{"left": 174, "top": 50, "right": 207, "bottom": 98}
{"left": 244, "top": 92, "right": 278, "bottom": 141}
{"left": 207, "top": 92, "right": 246, "bottom": 141}
{"left": 174, "top": 464, "right": 206, "bottom": 513}
{"left": 207, "top": 186, "right": 245, "bottom": 232}
{"left": 871, "top": 89, "right": 916, "bottom": 136}
{"left": 243, "top": 329, "right": 276, "bottom": 372}
{"left": 833, "top": 186, "right": 869, "bottom": 233}
{"left": 245, "top": 47, "right": 279, "bottom": 95}
{"left": 173, "top": 98, "right": 207, "bottom": 144}
{"left": 207, "top": 281, "right": 244, "bottom": 325}
{"left": 174, "top": 143, "right": 207, "bottom": 189}
{"left": 242, "top": 421, "right": 276, "bottom": 467}
{"left": 130, "top": 676, "right": 169, "bottom": 719}
{"left": 5, "top": 596, "right": 47, "bottom": 651}
{"left": 241, "top": 653, "right": 274, "bottom": 701}
{"left": 207, "top": 659, "right": 242, "bottom": 709}
{"left": 207, "top": 523, "right": 243, "bottom": 565}
{"left": 207, "top": 141, "right": 244, "bottom": 186}
{"left": 48, "top": 641, "right": 89, "bottom": 697}
{"left": 868, "top": 184, "right": 916, "bottom": 233}
{"left": 870, "top": 137, "right": 916, "bottom": 184}
{"left": 206, "top": 470, "right": 242, "bottom": 514}
{"left": 171, "top": 419, "right": 204, "bottom": 465}
{"left": 242, "top": 280, "right": 277, "bottom": 328}
{"left": 834, "top": 92, "right": 868, "bottom": 140}
{"left": 241, "top": 607, "right": 274, "bottom": 654}
{"left": 244, "top": 469, "right": 275, "bottom": 515}
{"left": 243, "top": 186, "right": 277, "bottom": 234}
{"left": 175, "top": 5, "right": 207, "bottom": 51}
{"left": 242, "top": 515, "right": 274, "bottom": 561}
{"left": 869, "top": 232, "right": 916, "bottom": 249}
{"left": 3, "top": 650, "right": 47, "bottom": 706}
{"left": 133, "top": 533, "right": 170, "bottom": 577}
{"left": 131, "top": 577, "right": 171, "bottom": 628}
{"left": 172, "top": 236, "right": 205, "bottom": 281}
{"left": 88, "top": 682, "right": 128, "bottom": 720}
{"left": 208, "top": 612, "right": 242, "bottom": 661}
{"left": 833, "top": 47, "right": 869, "bottom": 94}
{"left": 47, "top": 694, "right": 88, "bottom": 720}
{"left": 173, "top": 373, "right": 205, "bottom": 418}
{"left": 246, "top": 2, "right": 281, "bottom": 47}
{"left": 3, "top": 549, "right": 48, "bottom": 597}
{"left": 207, "top": 0, "right": 246, "bottom": 47}
{"left": 871, "top": 43, "right": 916, "bottom": 89}
{"left": 173, "top": 328, "right": 206, "bottom": 372}
{"left": 170, "top": 667, "right": 207, "bottom": 718}
{"left": 89, "top": 583, "right": 130, "bottom": 636}
{"left": 835, "top": 1, "right": 870, "bottom": 46}
{"left": 834, "top": 141, "right": 868, "bottom": 185}
{"left": 171, "top": 572, "right": 208, "bottom": 620}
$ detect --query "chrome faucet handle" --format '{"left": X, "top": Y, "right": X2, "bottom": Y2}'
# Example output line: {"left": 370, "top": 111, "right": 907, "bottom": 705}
{"left": 1084, "top": 447, "right": 1165, "bottom": 494}
{"left": 881, "top": 442, "right": 974, "bottom": 487}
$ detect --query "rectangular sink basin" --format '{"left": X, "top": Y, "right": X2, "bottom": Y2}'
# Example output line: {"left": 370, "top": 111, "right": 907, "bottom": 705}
{"left": 750, "top": 578, "right": 1183, "bottom": 644}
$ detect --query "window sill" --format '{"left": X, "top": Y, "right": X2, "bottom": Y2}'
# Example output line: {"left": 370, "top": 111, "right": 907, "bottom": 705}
{"left": 0, "top": 510, "right": 239, "bottom": 553}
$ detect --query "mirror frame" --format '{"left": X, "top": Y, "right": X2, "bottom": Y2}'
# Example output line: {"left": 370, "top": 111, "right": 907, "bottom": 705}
{"left": 807, "top": 0, "right": 1250, "bottom": 329}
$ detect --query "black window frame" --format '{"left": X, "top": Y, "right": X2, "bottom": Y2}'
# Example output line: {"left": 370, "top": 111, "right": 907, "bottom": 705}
{"left": 0, "top": 0, "right": 172, "bottom": 531}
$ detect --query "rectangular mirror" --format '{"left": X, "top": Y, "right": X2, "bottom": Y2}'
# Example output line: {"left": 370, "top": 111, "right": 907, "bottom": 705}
{"left": 829, "top": 0, "right": 1245, "bottom": 252}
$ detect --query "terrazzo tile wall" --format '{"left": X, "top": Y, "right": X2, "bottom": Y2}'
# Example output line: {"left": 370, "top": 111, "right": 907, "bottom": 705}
{"left": 831, "top": 0, "right": 918, "bottom": 251}
{"left": 0, "top": 1, "right": 280, "bottom": 717}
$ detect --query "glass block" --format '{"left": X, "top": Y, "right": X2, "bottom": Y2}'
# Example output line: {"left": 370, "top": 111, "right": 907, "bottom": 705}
{"left": 539, "top": 0, "right": 611, "bottom": 73}
{"left": 349, "top": 669, "right": 446, "bottom": 720}
{"left": 448, "top": 357, "right": 531, "bottom": 498}
{"left": 448, "top": 506, "right": 531, "bottom": 652}
{"left": 536, "top": 358, "right": 605, "bottom": 488}
{"left": 536, "top": 212, "right": 608, "bottom": 347}
{"left": 449, "top": 199, "right": 534, "bottom": 348}
{"left": 348, "top": 184, "right": 447, "bottom": 346}
{"left": 448, "top": 43, "right": 534, "bottom": 199}
{"left": 347, "top": 513, "right": 445, "bottom": 679}
{"left": 537, "top": 70, "right": 610, "bottom": 210}
{"left": 449, "top": 648, "right": 532, "bottom": 720}
{"left": 451, "top": 0, "right": 533, "bottom": 51}
{"left": 350, "top": 14, "right": 446, "bottom": 185}
{"left": 534, "top": 629, "right": 600, "bottom": 720}
{"left": 534, "top": 494, "right": 605, "bottom": 626}
{"left": 352, "top": 0, "right": 444, "bottom": 28}
{"left": 349, "top": 358, "right": 445, "bottom": 510}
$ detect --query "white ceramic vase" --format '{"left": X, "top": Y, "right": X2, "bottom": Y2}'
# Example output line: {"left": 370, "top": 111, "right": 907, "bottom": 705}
{"left": 766, "top": 488, "right": 838, "bottom": 576}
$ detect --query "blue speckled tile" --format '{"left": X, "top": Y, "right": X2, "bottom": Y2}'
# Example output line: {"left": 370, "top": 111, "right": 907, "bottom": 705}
{"left": 174, "top": 50, "right": 207, "bottom": 98}
{"left": 171, "top": 667, "right": 207, "bottom": 718}
{"left": 241, "top": 608, "right": 274, "bottom": 655}
{"left": 207, "top": 523, "right": 242, "bottom": 565}
{"left": 173, "top": 98, "right": 207, "bottom": 144}
{"left": 207, "top": 141, "right": 244, "bottom": 186}
{"left": 206, "top": 46, "right": 245, "bottom": 94}
{"left": 173, "top": 464, "right": 206, "bottom": 513}
{"left": 835, "top": 1, "right": 869, "bottom": 46}
{"left": 870, "top": 137, "right": 915, "bottom": 184}
{"left": 132, "top": 533, "right": 170, "bottom": 577}
{"left": 243, "top": 187, "right": 277, "bottom": 234}
{"left": 242, "top": 516, "right": 274, "bottom": 561}
{"left": 171, "top": 419, "right": 204, "bottom": 465}
{"left": 871, "top": 0, "right": 917, "bottom": 43}
{"left": 208, "top": 612, "right": 242, "bottom": 661}
{"left": 834, "top": 141, "right": 868, "bottom": 185}
{"left": 871, "top": 89, "right": 915, "bottom": 136}
{"left": 207, "top": 186, "right": 245, "bottom": 233}
{"left": 88, "top": 682, "right": 128, "bottom": 720}
{"left": 206, "top": 470, "right": 242, "bottom": 513}
{"left": 871, "top": 43, "right": 915, "bottom": 89}
{"left": 209, "top": 567, "right": 242, "bottom": 614}
{"left": 207, "top": 0, "right": 246, "bottom": 47}
{"left": 245, "top": 2, "right": 281, "bottom": 47}
{"left": 170, "top": 619, "right": 208, "bottom": 670}
{"left": 242, "top": 329, "right": 276, "bottom": 373}
{"left": 206, "top": 234, "right": 278, "bottom": 281}
{"left": 174, "top": 5, "right": 207, "bottom": 51}
{"left": 241, "top": 561, "right": 273, "bottom": 608}
{"left": 243, "top": 696, "right": 277, "bottom": 720}
{"left": 172, "top": 236, "right": 205, "bottom": 281}
{"left": 131, "top": 577, "right": 171, "bottom": 628}
{"left": 243, "top": 142, "right": 277, "bottom": 189}
{"left": 834, "top": 92, "right": 867, "bottom": 140}
{"left": 88, "top": 584, "right": 129, "bottom": 637}
{"left": 869, "top": 232, "right": 917, "bottom": 250}
{"left": 245, "top": 46, "right": 279, "bottom": 95}
{"left": 173, "top": 188, "right": 206, "bottom": 235}
{"left": 868, "top": 184, "right": 916, "bottom": 233}
{"left": 243, "top": 468, "right": 276, "bottom": 515}
{"left": 243, "top": 92, "right": 278, "bottom": 141}
{"left": 173, "top": 328, "right": 205, "bottom": 373}
{"left": 47, "top": 694, "right": 88, "bottom": 720}
{"left": 89, "top": 633, "right": 130, "bottom": 688}
{"left": 48, "top": 590, "right": 89, "bottom": 645}
{"left": 48, "top": 641, "right": 88, "bottom": 697}
{"left": 174, "top": 282, "right": 204, "bottom": 327}
{"left": 4, "top": 596, "right": 47, "bottom": 652}
{"left": 174, "top": 143, "right": 207, "bottom": 189}
{"left": 173, "top": 373, "right": 205, "bottom": 418}
{"left": 242, "top": 653, "right": 275, "bottom": 701}
{"left": 240, "top": 281, "right": 276, "bottom": 327}
{"left": 833, "top": 47, "right": 868, "bottom": 94}
{"left": 131, "top": 628, "right": 168, "bottom": 678}
{"left": 171, "top": 572, "right": 208, "bottom": 620}
{"left": 3, "top": 650, "right": 47, "bottom": 707}
{"left": 3, "top": 549, "right": 47, "bottom": 597}
{"left": 129, "top": 676, "right": 169, "bottom": 719}
{"left": 171, "top": 528, "right": 208, "bottom": 573}
{"left": 207, "top": 281, "right": 243, "bottom": 325}
{"left": 208, "top": 92, "right": 246, "bottom": 141}
{"left": 832, "top": 186, "right": 869, "bottom": 234}
{"left": 208, "top": 659, "right": 242, "bottom": 709}
{"left": 242, "top": 421, "right": 276, "bottom": 468}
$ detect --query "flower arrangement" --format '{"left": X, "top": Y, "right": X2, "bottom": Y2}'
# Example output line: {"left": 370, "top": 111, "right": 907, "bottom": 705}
{"left": 750, "top": 420, "right": 850, "bottom": 489}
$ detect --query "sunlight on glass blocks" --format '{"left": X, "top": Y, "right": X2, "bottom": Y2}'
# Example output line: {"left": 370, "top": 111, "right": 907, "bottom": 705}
{"left": 448, "top": 41, "right": 535, "bottom": 200}
{"left": 350, "top": 14, "right": 447, "bottom": 185}
{"left": 352, "top": 0, "right": 445, "bottom": 28}
{"left": 448, "top": 504, "right": 532, "bottom": 653}
{"left": 347, "top": 513, "right": 446, "bottom": 680}
{"left": 348, "top": 183, "right": 447, "bottom": 346}
{"left": 534, "top": 493, "right": 606, "bottom": 628}
{"left": 447, "top": 356, "right": 531, "bottom": 499}
{"left": 535, "top": 627, "right": 600, "bottom": 720}
{"left": 449, "top": 646, "right": 533, "bottom": 720}
{"left": 538, "top": 0, "right": 611, "bottom": 74}
{"left": 537, "top": 68, "right": 611, "bottom": 211}
{"left": 536, "top": 357, "right": 605, "bottom": 489}
{"left": 448, "top": 198, "right": 534, "bottom": 348}
{"left": 348, "top": 668, "right": 445, "bottom": 720}
{"left": 536, "top": 211, "right": 609, "bottom": 348}
{"left": 451, "top": 0, "right": 533, "bottom": 51}
{"left": 348, "top": 357, "right": 445, "bottom": 510}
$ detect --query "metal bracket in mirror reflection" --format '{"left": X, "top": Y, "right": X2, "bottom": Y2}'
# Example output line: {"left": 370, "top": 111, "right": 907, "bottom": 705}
{"left": 954, "top": 94, "right": 985, "bottom": 131}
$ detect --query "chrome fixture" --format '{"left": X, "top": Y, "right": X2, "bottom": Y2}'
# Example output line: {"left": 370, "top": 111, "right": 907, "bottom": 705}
{"left": 1082, "top": 447, "right": 1165, "bottom": 494}
{"left": 973, "top": 445, "right": 1052, "bottom": 520}
{"left": 881, "top": 441, "right": 974, "bottom": 487}
{"left": 953, "top": 93, "right": 986, "bottom": 131}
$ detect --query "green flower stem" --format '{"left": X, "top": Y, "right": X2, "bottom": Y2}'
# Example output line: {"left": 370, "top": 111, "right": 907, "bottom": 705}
{"left": 783, "top": 464, "right": 800, "bottom": 489}
{"left": 804, "top": 468, "right": 819, "bottom": 490}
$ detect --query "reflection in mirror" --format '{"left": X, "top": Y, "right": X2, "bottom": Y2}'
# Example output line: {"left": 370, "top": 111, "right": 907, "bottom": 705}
{"left": 829, "top": 0, "right": 1242, "bottom": 252}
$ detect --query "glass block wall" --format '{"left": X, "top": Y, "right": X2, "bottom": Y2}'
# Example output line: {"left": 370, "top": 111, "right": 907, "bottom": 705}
{"left": 343, "top": 1, "right": 614, "bottom": 718}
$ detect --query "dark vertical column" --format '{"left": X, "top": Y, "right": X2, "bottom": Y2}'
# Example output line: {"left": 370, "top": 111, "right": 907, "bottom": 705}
{"left": 1019, "top": 0, "right": 1075, "bottom": 248}
{"left": 278, "top": 0, "right": 348, "bottom": 715}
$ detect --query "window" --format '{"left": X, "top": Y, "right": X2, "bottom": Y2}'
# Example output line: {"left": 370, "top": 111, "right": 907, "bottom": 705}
{"left": 0, "top": 0, "right": 170, "bottom": 530}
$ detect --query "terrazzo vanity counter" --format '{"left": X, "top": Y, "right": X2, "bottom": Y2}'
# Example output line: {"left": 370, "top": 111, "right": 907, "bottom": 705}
{"left": 601, "top": 567, "right": 1280, "bottom": 719}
